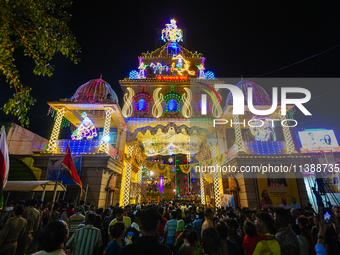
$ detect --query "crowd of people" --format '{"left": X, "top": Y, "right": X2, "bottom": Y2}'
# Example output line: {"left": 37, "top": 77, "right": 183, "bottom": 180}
{"left": 0, "top": 199, "right": 340, "bottom": 255}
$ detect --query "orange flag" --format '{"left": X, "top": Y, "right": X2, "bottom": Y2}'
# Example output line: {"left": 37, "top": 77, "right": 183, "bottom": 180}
{"left": 62, "top": 144, "right": 83, "bottom": 197}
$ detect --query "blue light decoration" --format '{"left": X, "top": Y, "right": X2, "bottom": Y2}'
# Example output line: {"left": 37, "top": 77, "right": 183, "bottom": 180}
{"left": 168, "top": 99, "right": 178, "bottom": 111}
{"left": 129, "top": 70, "right": 139, "bottom": 79}
{"left": 136, "top": 99, "right": 147, "bottom": 111}
{"left": 204, "top": 71, "right": 215, "bottom": 79}
{"left": 56, "top": 140, "right": 102, "bottom": 155}
{"left": 168, "top": 42, "right": 179, "bottom": 56}
{"left": 245, "top": 141, "right": 285, "bottom": 154}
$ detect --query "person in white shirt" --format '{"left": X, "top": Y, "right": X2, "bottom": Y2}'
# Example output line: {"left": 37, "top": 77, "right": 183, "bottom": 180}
{"left": 278, "top": 197, "right": 291, "bottom": 209}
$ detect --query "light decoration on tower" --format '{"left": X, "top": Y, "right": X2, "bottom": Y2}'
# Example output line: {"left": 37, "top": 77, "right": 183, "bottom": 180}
{"left": 197, "top": 63, "right": 205, "bottom": 78}
{"left": 164, "top": 86, "right": 182, "bottom": 112}
{"left": 249, "top": 117, "right": 277, "bottom": 142}
{"left": 182, "top": 88, "right": 192, "bottom": 118}
{"left": 161, "top": 19, "right": 183, "bottom": 43}
{"left": 150, "top": 62, "right": 163, "bottom": 74}
{"left": 71, "top": 112, "right": 98, "bottom": 140}
{"left": 138, "top": 62, "right": 146, "bottom": 78}
{"left": 204, "top": 71, "right": 215, "bottom": 79}
{"left": 152, "top": 88, "right": 163, "bottom": 118}
{"left": 133, "top": 87, "right": 152, "bottom": 112}
{"left": 129, "top": 70, "right": 139, "bottom": 79}
{"left": 171, "top": 54, "right": 195, "bottom": 76}
{"left": 122, "top": 87, "right": 135, "bottom": 117}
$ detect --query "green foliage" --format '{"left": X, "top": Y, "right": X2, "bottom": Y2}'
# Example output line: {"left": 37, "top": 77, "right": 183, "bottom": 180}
{"left": 0, "top": 0, "right": 80, "bottom": 125}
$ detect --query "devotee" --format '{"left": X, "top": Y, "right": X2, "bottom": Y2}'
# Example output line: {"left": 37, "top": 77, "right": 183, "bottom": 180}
{"left": 0, "top": 205, "right": 27, "bottom": 255}
{"left": 274, "top": 207, "right": 300, "bottom": 255}
{"left": 178, "top": 230, "right": 203, "bottom": 255}
{"left": 182, "top": 210, "right": 192, "bottom": 225}
{"left": 226, "top": 219, "right": 244, "bottom": 253}
{"left": 125, "top": 211, "right": 141, "bottom": 243}
{"left": 278, "top": 197, "right": 291, "bottom": 209}
{"left": 69, "top": 207, "right": 85, "bottom": 237}
{"left": 201, "top": 208, "right": 214, "bottom": 234}
{"left": 31, "top": 220, "right": 69, "bottom": 255}
{"left": 201, "top": 226, "right": 221, "bottom": 255}
{"left": 108, "top": 207, "right": 131, "bottom": 234}
{"left": 158, "top": 207, "right": 168, "bottom": 240}
{"left": 120, "top": 208, "right": 172, "bottom": 255}
{"left": 66, "top": 213, "right": 102, "bottom": 255}
{"left": 163, "top": 210, "right": 178, "bottom": 250}
{"left": 216, "top": 221, "right": 240, "bottom": 255}
{"left": 18, "top": 199, "right": 41, "bottom": 255}
{"left": 290, "top": 197, "right": 301, "bottom": 209}
{"left": 106, "top": 222, "right": 126, "bottom": 255}
{"left": 243, "top": 221, "right": 269, "bottom": 255}
{"left": 192, "top": 211, "right": 204, "bottom": 234}
{"left": 253, "top": 212, "right": 280, "bottom": 255}
{"left": 291, "top": 224, "right": 309, "bottom": 255}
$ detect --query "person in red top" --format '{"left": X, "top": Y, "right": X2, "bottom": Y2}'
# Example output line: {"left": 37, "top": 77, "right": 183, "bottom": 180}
{"left": 243, "top": 221, "right": 274, "bottom": 255}
{"left": 158, "top": 207, "right": 168, "bottom": 240}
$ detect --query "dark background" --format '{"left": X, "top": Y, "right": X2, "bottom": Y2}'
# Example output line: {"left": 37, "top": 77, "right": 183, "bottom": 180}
{"left": 1, "top": 0, "right": 340, "bottom": 140}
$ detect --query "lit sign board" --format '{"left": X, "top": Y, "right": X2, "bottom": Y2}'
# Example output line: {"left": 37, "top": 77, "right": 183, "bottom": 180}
{"left": 156, "top": 75, "right": 188, "bottom": 81}
{"left": 298, "top": 129, "right": 340, "bottom": 153}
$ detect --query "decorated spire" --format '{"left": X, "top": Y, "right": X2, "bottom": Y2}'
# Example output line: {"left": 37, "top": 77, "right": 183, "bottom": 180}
{"left": 161, "top": 19, "right": 183, "bottom": 43}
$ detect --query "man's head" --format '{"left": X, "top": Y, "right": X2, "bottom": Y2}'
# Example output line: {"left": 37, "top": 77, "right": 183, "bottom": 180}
{"left": 75, "top": 207, "right": 83, "bottom": 214}
{"left": 157, "top": 207, "right": 164, "bottom": 216}
{"left": 292, "top": 197, "right": 297, "bottom": 204}
{"left": 290, "top": 208, "right": 299, "bottom": 219}
{"left": 333, "top": 205, "right": 340, "bottom": 218}
{"left": 170, "top": 210, "right": 177, "bottom": 220}
{"left": 255, "top": 212, "right": 276, "bottom": 235}
{"left": 85, "top": 213, "right": 96, "bottom": 225}
{"left": 274, "top": 207, "right": 290, "bottom": 227}
{"left": 281, "top": 197, "right": 287, "bottom": 205}
{"left": 226, "top": 219, "right": 239, "bottom": 235}
{"left": 185, "top": 210, "right": 190, "bottom": 218}
{"left": 38, "top": 220, "right": 69, "bottom": 252}
{"left": 89, "top": 205, "right": 95, "bottom": 211}
{"left": 125, "top": 205, "right": 131, "bottom": 214}
{"left": 115, "top": 207, "right": 124, "bottom": 222}
{"left": 139, "top": 208, "right": 159, "bottom": 236}
{"left": 14, "top": 205, "right": 24, "bottom": 216}
{"left": 314, "top": 214, "right": 320, "bottom": 226}
{"left": 205, "top": 208, "right": 214, "bottom": 221}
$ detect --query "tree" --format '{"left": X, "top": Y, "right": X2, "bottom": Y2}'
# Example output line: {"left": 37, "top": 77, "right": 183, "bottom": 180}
{"left": 0, "top": 0, "right": 80, "bottom": 126}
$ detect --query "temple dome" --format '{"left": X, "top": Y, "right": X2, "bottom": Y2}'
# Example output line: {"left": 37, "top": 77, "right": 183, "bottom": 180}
{"left": 71, "top": 78, "right": 119, "bottom": 103}
{"left": 226, "top": 80, "right": 271, "bottom": 106}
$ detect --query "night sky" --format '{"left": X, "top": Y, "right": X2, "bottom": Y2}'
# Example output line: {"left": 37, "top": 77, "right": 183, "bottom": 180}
{"left": 1, "top": 0, "right": 340, "bottom": 140}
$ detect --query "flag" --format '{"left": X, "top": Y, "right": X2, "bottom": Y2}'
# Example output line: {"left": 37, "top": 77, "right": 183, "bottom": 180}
{"left": 62, "top": 144, "right": 83, "bottom": 197}
{"left": 0, "top": 126, "right": 9, "bottom": 208}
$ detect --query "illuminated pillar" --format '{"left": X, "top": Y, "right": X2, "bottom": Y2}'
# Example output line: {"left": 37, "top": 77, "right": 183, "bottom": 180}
{"left": 280, "top": 115, "right": 297, "bottom": 154}
{"left": 99, "top": 107, "right": 114, "bottom": 153}
{"left": 137, "top": 167, "right": 142, "bottom": 205}
{"left": 122, "top": 144, "right": 134, "bottom": 207}
{"left": 232, "top": 115, "right": 246, "bottom": 153}
{"left": 207, "top": 138, "right": 222, "bottom": 208}
{"left": 200, "top": 171, "right": 206, "bottom": 206}
{"left": 47, "top": 108, "right": 66, "bottom": 153}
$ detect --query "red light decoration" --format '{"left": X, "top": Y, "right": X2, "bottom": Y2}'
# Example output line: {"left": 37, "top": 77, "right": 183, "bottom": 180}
{"left": 157, "top": 75, "right": 188, "bottom": 81}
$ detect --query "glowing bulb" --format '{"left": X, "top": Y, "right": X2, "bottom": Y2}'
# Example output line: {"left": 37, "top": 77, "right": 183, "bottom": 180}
{"left": 102, "top": 135, "right": 110, "bottom": 143}
{"left": 150, "top": 171, "right": 154, "bottom": 175}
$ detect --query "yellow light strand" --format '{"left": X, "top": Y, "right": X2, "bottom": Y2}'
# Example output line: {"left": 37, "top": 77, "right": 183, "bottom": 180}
{"left": 182, "top": 88, "right": 192, "bottom": 118}
{"left": 122, "top": 145, "right": 133, "bottom": 207}
{"left": 47, "top": 108, "right": 66, "bottom": 153}
{"left": 200, "top": 171, "right": 206, "bottom": 205}
{"left": 98, "top": 107, "right": 114, "bottom": 154}
{"left": 280, "top": 115, "right": 297, "bottom": 153}
{"left": 233, "top": 115, "right": 246, "bottom": 153}
{"left": 137, "top": 167, "right": 142, "bottom": 205}
{"left": 122, "top": 87, "right": 135, "bottom": 118}
{"left": 212, "top": 91, "right": 222, "bottom": 118}
{"left": 152, "top": 88, "right": 163, "bottom": 118}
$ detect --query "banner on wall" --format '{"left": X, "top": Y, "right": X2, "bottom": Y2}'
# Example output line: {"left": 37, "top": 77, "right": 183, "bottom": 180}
{"left": 220, "top": 194, "right": 234, "bottom": 208}
{"left": 46, "top": 156, "right": 82, "bottom": 185}
{"left": 256, "top": 172, "right": 301, "bottom": 209}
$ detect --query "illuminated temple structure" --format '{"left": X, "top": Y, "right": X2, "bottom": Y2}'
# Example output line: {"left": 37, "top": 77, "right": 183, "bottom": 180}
{"left": 29, "top": 19, "right": 340, "bottom": 210}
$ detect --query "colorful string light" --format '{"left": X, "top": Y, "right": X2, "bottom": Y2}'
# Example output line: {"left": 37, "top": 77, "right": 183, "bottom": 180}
{"left": 182, "top": 88, "right": 192, "bottom": 118}
{"left": 161, "top": 19, "right": 183, "bottom": 43}
{"left": 152, "top": 88, "right": 163, "bottom": 118}
{"left": 122, "top": 87, "right": 135, "bottom": 117}
{"left": 71, "top": 112, "right": 98, "bottom": 140}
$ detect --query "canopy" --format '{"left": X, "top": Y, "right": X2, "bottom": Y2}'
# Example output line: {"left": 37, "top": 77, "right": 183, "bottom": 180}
{"left": 4, "top": 181, "right": 66, "bottom": 192}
